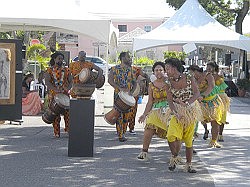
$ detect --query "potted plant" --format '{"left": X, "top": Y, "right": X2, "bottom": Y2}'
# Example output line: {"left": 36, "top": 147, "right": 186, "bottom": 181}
{"left": 236, "top": 78, "right": 250, "bottom": 97}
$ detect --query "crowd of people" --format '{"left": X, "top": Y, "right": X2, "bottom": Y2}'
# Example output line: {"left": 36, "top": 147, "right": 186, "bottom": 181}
{"left": 105, "top": 53, "right": 230, "bottom": 173}
{"left": 20, "top": 50, "right": 231, "bottom": 173}
{"left": 135, "top": 58, "right": 230, "bottom": 173}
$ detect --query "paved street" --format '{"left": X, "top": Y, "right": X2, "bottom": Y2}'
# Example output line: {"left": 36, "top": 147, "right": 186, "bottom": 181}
{"left": 0, "top": 88, "right": 249, "bottom": 187}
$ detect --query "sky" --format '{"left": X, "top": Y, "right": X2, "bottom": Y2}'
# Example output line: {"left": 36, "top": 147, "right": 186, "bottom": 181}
{"left": 83, "top": 0, "right": 176, "bottom": 19}
{"left": 80, "top": 0, "right": 250, "bottom": 34}
{"left": 3, "top": 0, "right": 249, "bottom": 33}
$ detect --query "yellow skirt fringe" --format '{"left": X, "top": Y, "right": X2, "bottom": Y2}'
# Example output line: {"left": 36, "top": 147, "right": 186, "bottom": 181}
{"left": 200, "top": 95, "right": 224, "bottom": 125}
{"left": 219, "top": 93, "right": 230, "bottom": 124}
{"left": 173, "top": 100, "right": 203, "bottom": 129}
{"left": 219, "top": 93, "right": 230, "bottom": 112}
{"left": 167, "top": 101, "right": 203, "bottom": 148}
{"left": 145, "top": 108, "right": 171, "bottom": 139}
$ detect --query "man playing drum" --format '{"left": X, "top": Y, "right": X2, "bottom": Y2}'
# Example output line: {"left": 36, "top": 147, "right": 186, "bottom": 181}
{"left": 107, "top": 51, "right": 148, "bottom": 142}
{"left": 44, "top": 52, "right": 72, "bottom": 138}
{"left": 69, "top": 51, "right": 103, "bottom": 98}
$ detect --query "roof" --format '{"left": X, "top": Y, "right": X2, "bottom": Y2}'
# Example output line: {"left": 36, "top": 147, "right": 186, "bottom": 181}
{"left": 133, "top": 0, "right": 250, "bottom": 52}
{"left": 0, "top": 0, "right": 118, "bottom": 44}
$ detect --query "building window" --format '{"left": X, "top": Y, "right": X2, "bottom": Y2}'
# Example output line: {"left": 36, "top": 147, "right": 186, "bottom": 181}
{"left": 118, "top": 25, "right": 127, "bottom": 32}
{"left": 144, "top": 25, "right": 152, "bottom": 32}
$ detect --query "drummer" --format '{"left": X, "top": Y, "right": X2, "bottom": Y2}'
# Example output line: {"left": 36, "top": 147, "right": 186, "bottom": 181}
{"left": 108, "top": 51, "right": 148, "bottom": 142}
{"left": 44, "top": 52, "right": 72, "bottom": 138}
{"left": 69, "top": 50, "right": 103, "bottom": 98}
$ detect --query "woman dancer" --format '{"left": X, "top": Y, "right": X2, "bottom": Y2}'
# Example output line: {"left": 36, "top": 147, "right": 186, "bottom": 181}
{"left": 188, "top": 65, "right": 223, "bottom": 148}
{"left": 206, "top": 62, "right": 230, "bottom": 142}
{"left": 165, "top": 58, "right": 202, "bottom": 173}
{"left": 137, "top": 61, "right": 170, "bottom": 161}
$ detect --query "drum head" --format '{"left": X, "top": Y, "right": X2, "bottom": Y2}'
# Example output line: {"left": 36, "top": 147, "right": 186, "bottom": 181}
{"left": 118, "top": 91, "right": 135, "bottom": 106}
{"left": 54, "top": 93, "right": 70, "bottom": 107}
{"left": 79, "top": 68, "right": 90, "bottom": 83}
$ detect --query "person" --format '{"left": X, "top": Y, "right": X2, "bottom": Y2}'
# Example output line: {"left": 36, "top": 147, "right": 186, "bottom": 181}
{"left": 137, "top": 61, "right": 170, "bottom": 161}
{"left": 126, "top": 74, "right": 147, "bottom": 135}
{"left": 108, "top": 51, "right": 148, "bottom": 142}
{"left": 22, "top": 73, "right": 42, "bottom": 115}
{"left": 44, "top": 52, "right": 72, "bottom": 138}
{"left": 165, "top": 58, "right": 202, "bottom": 173}
{"left": 69, "top": 51, "right": 103, "bottom": 98}
{"left": 206, "top": 62, "right": 230, "bottom": 142}
{"left": 188, "top": 65, "right": 224, "bottom": 148}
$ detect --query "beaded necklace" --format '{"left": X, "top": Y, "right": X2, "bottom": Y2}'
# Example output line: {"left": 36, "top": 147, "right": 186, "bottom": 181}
{"left": 52, "top": 67, "right": 65, "bottom": 87}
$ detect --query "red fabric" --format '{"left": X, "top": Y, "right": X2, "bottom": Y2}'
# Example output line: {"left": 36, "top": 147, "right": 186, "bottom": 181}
{"left": 22, "top": 92, "right": 42, "bottom": 115}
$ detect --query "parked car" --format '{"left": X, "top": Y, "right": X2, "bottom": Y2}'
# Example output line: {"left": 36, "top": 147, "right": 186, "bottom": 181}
{"left": 72, "top": 56, "right": 111, "bottom": 75}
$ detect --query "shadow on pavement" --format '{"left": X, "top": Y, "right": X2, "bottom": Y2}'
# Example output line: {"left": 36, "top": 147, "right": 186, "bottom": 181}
{"left": 0, "top": 122, "right": 214, "bottom": 187}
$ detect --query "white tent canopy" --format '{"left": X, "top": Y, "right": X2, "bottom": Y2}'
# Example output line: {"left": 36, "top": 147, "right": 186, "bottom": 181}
{"left": 0, "top": 0, "right": 118, "bottom": 44}
{"left": 133, "top": 0, "right": 250, "bottom": 52}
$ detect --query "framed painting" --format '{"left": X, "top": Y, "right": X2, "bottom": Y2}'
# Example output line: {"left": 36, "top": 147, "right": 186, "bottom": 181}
{"left": 0, "top": 43, "right": 16, "bottom": 105}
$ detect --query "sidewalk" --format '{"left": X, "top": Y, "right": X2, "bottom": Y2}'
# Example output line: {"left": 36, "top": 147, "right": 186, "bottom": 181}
{"left": 0, "top": 90, "right": 249, "bottom": 187}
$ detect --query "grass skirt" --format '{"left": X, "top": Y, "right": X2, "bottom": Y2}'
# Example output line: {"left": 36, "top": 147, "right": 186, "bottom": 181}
{"left": 200, "top": 95, "right": 223, "bottom": 124}
{"left": 173, "top": 100, "right": 203, "bottom": 129}
{"left": 145, "top": 107, "right": 171, "bottom": 139}
{"left": 219, "top": 93, "right": 230, "bottom": 124}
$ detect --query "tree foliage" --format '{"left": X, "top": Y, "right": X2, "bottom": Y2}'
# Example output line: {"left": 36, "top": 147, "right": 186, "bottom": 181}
{"left": 0, "top": 31, "right": 46, "bottom": 45}
{"left": 166, "top": 0, "right": 250, "bottom": 34}
{"left": 133, "top": 56, "right": 154, "bottom": 66}
{"left": 0, "top": 32, "right": 11, "bottom": 39}
{"left": 27, "top": 44, "right": 49, "bottom": 70}
{"left": 163, "top": 51, "right": 187, "bottom": 60}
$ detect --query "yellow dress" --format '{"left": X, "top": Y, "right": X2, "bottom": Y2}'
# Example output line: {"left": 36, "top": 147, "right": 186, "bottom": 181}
{"left": 167, "top": 75, "right": 203, "bottom": 148}
{"left": 199, "top": 73, "right": 223, "bottom": 124}
{"left": 145, "top": 82, "right": 170, "bottom": 139}
{"left": 215, "top": 77, "right": 230, "bottom": 124}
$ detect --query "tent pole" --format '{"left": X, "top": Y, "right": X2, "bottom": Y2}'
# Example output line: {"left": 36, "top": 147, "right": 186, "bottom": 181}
{"left": 104, "top": 43, "right": 113, "bottom": 114}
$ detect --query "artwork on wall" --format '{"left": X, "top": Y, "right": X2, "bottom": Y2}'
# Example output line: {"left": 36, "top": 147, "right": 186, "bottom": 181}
{"left": 0, "top": 43, "right": 16, "bottom": 105}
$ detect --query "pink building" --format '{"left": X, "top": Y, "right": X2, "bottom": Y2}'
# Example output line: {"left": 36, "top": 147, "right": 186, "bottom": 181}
{"left": 58, "top": 18, "right": 182, "bottom": 62}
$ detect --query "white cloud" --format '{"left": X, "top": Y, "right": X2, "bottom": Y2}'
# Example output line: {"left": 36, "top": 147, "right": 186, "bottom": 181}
{"left": 80, "top": 0, "right": 249, "bottom": 33}
{"left": 80, "top": 0, "right": 176, "bottom": 18}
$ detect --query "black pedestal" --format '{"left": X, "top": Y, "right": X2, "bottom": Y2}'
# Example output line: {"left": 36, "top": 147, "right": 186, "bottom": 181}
{"left": 68, "top": 99, "right": 95, "bottom": 157}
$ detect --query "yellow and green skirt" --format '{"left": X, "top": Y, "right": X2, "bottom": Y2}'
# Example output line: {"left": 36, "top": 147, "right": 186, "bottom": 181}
{"left": 200, "top": 94, "right": 224, "bottom": 125}
{"left": 145, "top": 101, "right": 170, "bottom": 139}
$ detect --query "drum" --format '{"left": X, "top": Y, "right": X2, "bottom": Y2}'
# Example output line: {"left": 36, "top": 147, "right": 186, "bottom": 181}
{"left": 72, "top": 83, "right": 96, "bottom": 99}
{"left": 79, "top": 68, "right": 90, "bottom": 83}
{"left": 104, "top": 108, "right": 120, "bottom": 125}
{"left": 131, "top": 82, "right": 140, "bottom": 97}
{"left": 104, "top": 92, "right": 135, "bottom": 125}
{"left": 79, "top": 68, "right": 99, "bottom": 84}
{"left": 114, "top": 91, "right": 136, "bottom": 112}
{"left": 94, "top": 73, "right": 105, "bottom": 89}
{"left": 50, "top": 93, "right": 70, "bottom": 115}
{"left": 42, "top": 109, "right": 57, "bottom": 124}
